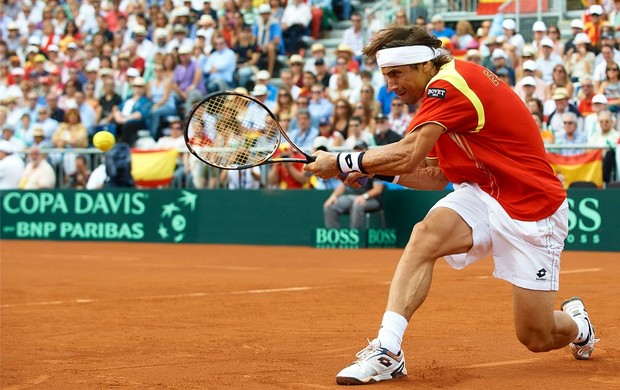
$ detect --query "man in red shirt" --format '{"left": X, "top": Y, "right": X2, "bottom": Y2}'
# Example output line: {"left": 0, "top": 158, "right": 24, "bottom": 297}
{"left": 305, "top": 25, "right": 598, "bottom": 385}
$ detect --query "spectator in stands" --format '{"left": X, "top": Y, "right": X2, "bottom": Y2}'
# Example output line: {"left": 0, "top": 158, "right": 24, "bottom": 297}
{"left": 305, "top": 43, "right": 329, "bottom": 75}
{"left": 453, "top": 20, "right": 475, "bottom": 50}
{"left": 546, "top": 64, "right": 574, "bottom": 103}
{"left": 331, "top": 98, "right": 352, "bottom": 138}
{"left": 590, "top": 110, "right": 620, "bottom": 147}
{"left": 314, "top": 58, "right": 332, "bottom": 89}
{"left": 318, "top": 117, "right": 344, "bottom": 148}
{"left": 530, "top": 20, "right": 547, "bottom": 55}
{"left": 344, "top": 115, "right": 374, "bottom": 150}
{"left": 64, "top": 154, "right": 91, "bottom": 189}
{"left": 281, "top": 0, "right": 312, "bottom": 55}
{"left": 308, "top": 84, "right": 333, "bottom": 128}
{"left": 113, "top": 77, "right": 152, "bottom": 146}
{"left": 598, "top": 62, "right": 620, "bottom": 113}
{"left": 547, "top": 88, "right": 582, "bottom": 139}
{"left": 148, "top": 63, "right": 177, "bottom": 140}
{"left": 250, "top": 84, "right": 276, "bottom": 110}
{"left": 329, "top": 72, "right": 352, "bottom": 102}
{"left": 0, "top": 140, "right": 24, "bottom": 189}
{"left": 171, "top": 45, "right": 205, "bottom": 116}
{"left": 155, "top": 116, "right": 187, "bottom": 188}
{"left": 357, "top": 83, "right": 381, "bottom": 118}
{"left": 490, "top": 49, "right": 515, "bottom": 86}
{"left": 289, "top": 54, "right": 306, "bottom": 88}
{"left": 577, "top": 76, "right": 597, "bottom": 117}
{"left": 388, "top": 96, "right": 412, "bottom": 136}
{"left": 203, "top": 35, "right": 236, "bottom": 93}
{"left": 554, "top": 112, "right": 588, "bottom": 156}
{"left": 514, "top": 60, "right": 546, "bottom": 102}
{"left": 584, "top": 94, "right": 608, "bottom": 139}
{"left": 19, "top": 146, "right": 56, "bottom": 189}
{"left": 233, "top": 25, "right": 261, "bottom": 90}
{"left": 288, "top": 109, "right": 319, "bottom": 149}
{"left": 75, "top": 91, "right": 96, "bottom": 136}
{"left": 167, "top": 24, "right": 193, "bottom": 52}
{"left": 342, "top": 13, "right": 364, "bottom": 65}
{"left": 593, "top": 45, "right": 618, "bottom": 90}
{"left": 500, "top": 19, "right": 525, "bottom": 56}
{"left": 322, "top": 141, "right": 384, "bottom": 229}
{"left": 584, "top": 4, "right": 604, "bottom": 49}
{"left": 566, "top": 33, "right": 595, "bottom": 83}
{"left": 274, "top": 87, "right": 295, "bottom": 120}
{"left": 280, "top": 69, "right": 302, "bottom": 99}
{"left": 374, "top": 113, "right": 402, "bottom": 146}
{"left": 267, "top": 143, "right": 309, "bottom": 189}
{"left": 52, "top": 108, "right": 88, "bottom": 149}
{"left": 329, "top": 55, "right": 359, "bottom": 99}
{"left": 430, "top": 14, "right": 455, "bottom": 39}
{"left": 536, "top": 37, "right": 564, "bottom": 85}
{"left": 95, "top": 77, "right": 122, "bottom": 136}
{"left": 253, "top": 4, "right": 284, "bottom": 76}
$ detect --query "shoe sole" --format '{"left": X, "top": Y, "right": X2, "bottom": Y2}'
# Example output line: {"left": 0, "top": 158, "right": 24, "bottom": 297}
{"left": 336, "top": 371, "right": 407, "bottom": 386}
{"left": 561, "top": 296, "right": 596, "bottom": 360}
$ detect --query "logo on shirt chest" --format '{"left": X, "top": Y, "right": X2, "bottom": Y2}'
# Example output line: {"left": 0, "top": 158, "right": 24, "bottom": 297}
{"left": 427, "top": 88, "right": 446, "bottom": 99}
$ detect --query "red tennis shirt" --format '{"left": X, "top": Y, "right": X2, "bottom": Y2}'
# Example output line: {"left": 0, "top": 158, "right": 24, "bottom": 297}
{"left": 407, "top": 59, "right": 566, "bottom": 221}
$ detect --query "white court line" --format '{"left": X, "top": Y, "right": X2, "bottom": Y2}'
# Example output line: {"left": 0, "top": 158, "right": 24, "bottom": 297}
{"left": 1, "top": 286, "right": 320, "bottom": 308}
{"left": 460, "top": 358, "right": 540, "bottom": 369}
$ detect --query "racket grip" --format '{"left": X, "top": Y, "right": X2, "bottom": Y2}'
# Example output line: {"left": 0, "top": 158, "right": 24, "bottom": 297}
{"left": 338, "top": 172, "right": 368, "bottom": 186}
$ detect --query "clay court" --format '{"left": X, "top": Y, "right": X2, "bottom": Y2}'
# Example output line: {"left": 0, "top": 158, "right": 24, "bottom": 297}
{"left": 1, "top": 240, "right": 619, "bottom": 389}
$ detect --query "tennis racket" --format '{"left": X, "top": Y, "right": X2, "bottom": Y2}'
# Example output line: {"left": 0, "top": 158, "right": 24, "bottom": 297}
{"left": 184, "top": 91, "right": 368, "bottom": 184}
{"left": 184, "top": 91, "right": 315, "bottom": 169}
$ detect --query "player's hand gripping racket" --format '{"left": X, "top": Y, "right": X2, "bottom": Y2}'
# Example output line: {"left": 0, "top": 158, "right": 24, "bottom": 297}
{"left": 183, "top": 91, "right": 367, "bottom": 184}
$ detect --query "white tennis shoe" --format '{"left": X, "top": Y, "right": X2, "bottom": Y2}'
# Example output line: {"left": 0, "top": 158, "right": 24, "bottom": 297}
{"left": 336, "top": 339, "right": 407, "bottom": 385}
{"left": 561, "top": 297, "right": 599, "bottom": 360}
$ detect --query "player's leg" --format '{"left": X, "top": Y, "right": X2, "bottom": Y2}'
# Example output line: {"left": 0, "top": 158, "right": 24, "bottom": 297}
{"left": 336, "top": 207, "right": 475, "bottom": 385}
{"left": 512, "top": 287, "right": 577, "bottom": 352}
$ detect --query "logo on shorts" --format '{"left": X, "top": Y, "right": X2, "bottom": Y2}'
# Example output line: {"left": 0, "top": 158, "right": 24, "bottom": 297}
{"left": 536, "top": 268, "right": 547, "bottom": 280}
{"left": 426, "top": 88, "right": 446, "bottom": 99}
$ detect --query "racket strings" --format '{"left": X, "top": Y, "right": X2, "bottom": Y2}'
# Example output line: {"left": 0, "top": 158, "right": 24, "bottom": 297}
{"left": 188, "top": 94, "right": 280, "bottom": 168}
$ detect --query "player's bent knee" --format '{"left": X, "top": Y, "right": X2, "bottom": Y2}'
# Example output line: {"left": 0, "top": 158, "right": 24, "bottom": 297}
{"left": 407, "top": 221, "right": 445, "bottom": 258}
{"left": 516, "top": 329, "right": 554, "bottom": 353}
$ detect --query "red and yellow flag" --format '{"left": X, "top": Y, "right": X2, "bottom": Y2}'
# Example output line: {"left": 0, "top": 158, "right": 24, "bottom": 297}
{"left": 131, "top": 149, "right": 179, "bottom": 188}
{"left": 477, "top": 0, "right": 548, "bottom": 14}
{"left": 547, "top": 150, "right": 603, "bottom": 188}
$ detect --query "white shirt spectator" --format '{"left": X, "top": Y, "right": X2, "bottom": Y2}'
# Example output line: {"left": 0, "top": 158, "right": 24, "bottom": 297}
{"left": 0, "top": 142, "right": 25, "bottom": 189}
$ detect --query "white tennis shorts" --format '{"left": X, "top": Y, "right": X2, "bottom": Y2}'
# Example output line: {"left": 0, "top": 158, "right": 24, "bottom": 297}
{"left": 429, "top": 183, "right": 568, "bottom": 291}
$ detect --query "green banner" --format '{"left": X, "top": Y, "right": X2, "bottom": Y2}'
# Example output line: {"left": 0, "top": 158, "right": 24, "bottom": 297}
{"left": 1, "top": 189, "right": 618, "bottom": 252}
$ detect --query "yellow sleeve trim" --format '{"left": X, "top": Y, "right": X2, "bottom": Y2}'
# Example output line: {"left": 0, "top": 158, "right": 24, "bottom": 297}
{"left": 429, "top": 60, "right": 486, "bottom": 133}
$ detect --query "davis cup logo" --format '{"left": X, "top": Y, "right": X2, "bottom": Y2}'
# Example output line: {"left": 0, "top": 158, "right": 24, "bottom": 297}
{"left": 157, "top": 190, "right": 197, "bottom": 242}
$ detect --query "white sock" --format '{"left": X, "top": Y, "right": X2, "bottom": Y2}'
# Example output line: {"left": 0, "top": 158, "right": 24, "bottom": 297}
{"left": 572, "top": 316, "right": 591, "bottom": 344}
{"left": 377, "top": 311, "right": 408, "bottom": 354}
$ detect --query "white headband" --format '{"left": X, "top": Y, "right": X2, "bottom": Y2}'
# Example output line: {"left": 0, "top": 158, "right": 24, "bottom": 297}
{"left": 376, "top": 46, "right": 438, "bottom": 67}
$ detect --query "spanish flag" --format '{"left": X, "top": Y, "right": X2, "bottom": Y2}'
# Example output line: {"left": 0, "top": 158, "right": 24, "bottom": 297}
{"left": 547, "top": 150, "right": 603, "bottom": 188}
{"left": 477, "top": 0, "right": 548, "bottom": 14}
{"left": 131, "top": 149, "right": 179, "bottom": 188}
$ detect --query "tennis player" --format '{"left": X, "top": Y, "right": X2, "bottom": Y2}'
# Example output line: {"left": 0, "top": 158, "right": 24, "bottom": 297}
{"left": 304, "top": 25, "right": 598, "bottom": 385}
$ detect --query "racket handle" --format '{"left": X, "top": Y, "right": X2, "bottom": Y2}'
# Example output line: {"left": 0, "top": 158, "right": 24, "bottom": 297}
{"left": 338, "top": 172, "right": 368, "bottom": 186}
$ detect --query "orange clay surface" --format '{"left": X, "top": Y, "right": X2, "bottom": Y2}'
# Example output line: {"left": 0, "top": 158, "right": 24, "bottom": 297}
{"left": 1, "top": 241, "right": 619, "bottom": 389}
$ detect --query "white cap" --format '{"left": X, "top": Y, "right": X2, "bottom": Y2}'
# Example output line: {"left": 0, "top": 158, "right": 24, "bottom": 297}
{"left": 155, "top": 28, "right": 168, "bottom": 39}
{"left": 466, "top": 49, "right": 482, "bottom": 58}
{"left": 178, "top": 44, "right": 192, "bottom": 54}
{"left": 28, "top": 36, "right": 41, "bottom": 46}
{"left": 491, "top": 49, "right": 508, "bottom": 59}
{"left": 258, "top": 3, "right": 271, "bottom": 13}
{"left": 540, "top": 37, "right": 554, "bottom": 47}
{"left": 571, "top": 19, "right": 584, "bottom": 30}
{"left": 502, "top": 19, "right": 516, "bottom": 30}
{"left": 592, "top": 94, "right": 608, "bottom": 104}
{"left": 589, "top": 4, "right": 604, "bottom": 15}
{"left": 67, "top": 42, "right": 78, "bottom": 50}
{"left": 26, "top": 45, "right": 39, "bottom": 54}
{"left": 196, "top": 30, "right": 209, "bottom": 38}
{"left": 198, "top": 14, "right": 214, "bottom": 25}
{"left": 532, "top": 21, "right": 546, "bottom": 32}
{"left": 132, "top": 76, "right": 146, "bottom": 86}
{"left": 251, "top": 84, "right": 268, "bottom": 96}
{"left": 312, "top": 136, "right": 329, "bottom": 151}
{"left": 7, "top": 21, "right": 18, "bottom": 30}
{"left": 175, "top": 6, "right": 190, "bottom": 16}
{"left": 48, "top": 44, "right": 59, "bottom": 52}
{"left": 126, "top": 67, "right": 140, "bottom": 77}
{"left": 573, "top": 32, "right": 591, "bottom": 45}
{"left": 521, "top": 76, "right": 536, "bottom": 86}
{"left": 85, "top": 63, "right": 99, "bottom": 72}
{"left": 289, "top": 54, "right": 304, "bottom": 64}
{"left": 523, "top": 60, "right": 537, "bottom": 71}
{"left": 10, "top": 67, "right": 25, "bottom": 76}
{"left": 431, "top": 14, "right": 443, "bottom": 23}
{"left": 133, "top": 25, "right": 147, "bottom": 35}
{"left": 256, "top": 70, "right": 271, "bottom": 80}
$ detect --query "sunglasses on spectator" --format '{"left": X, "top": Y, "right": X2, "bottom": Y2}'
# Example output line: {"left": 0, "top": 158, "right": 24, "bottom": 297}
{"left": 607, "top": 68, "right": 619, "bottom": 71}
{"left": 563, "top": 121, "right": 576, "bottom": 124}
{"left": 392, "top": 102, "right": 403, "bottom": 106}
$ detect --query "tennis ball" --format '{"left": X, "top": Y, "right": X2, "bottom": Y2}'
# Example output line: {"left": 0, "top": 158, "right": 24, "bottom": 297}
{"left": 93, "top": 131, "right": 116, "bottom": 152}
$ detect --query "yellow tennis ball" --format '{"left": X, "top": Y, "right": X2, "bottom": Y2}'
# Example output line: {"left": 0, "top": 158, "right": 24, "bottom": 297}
{"left": 93, "top": 131, "right": 116, "bottom": 152}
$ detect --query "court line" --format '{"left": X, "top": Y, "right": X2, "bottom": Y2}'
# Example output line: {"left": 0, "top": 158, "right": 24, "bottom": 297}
{"left": 460, "top": 358, "right": 540, "bottom": 368}
{"left": 1, "top": 286, "right": 325, "bottom": 308}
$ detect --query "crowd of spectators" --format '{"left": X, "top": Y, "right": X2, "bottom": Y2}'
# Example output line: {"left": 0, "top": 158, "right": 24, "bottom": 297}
{"left": 0, "top": 0, "right": 618, "bottom": 190}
